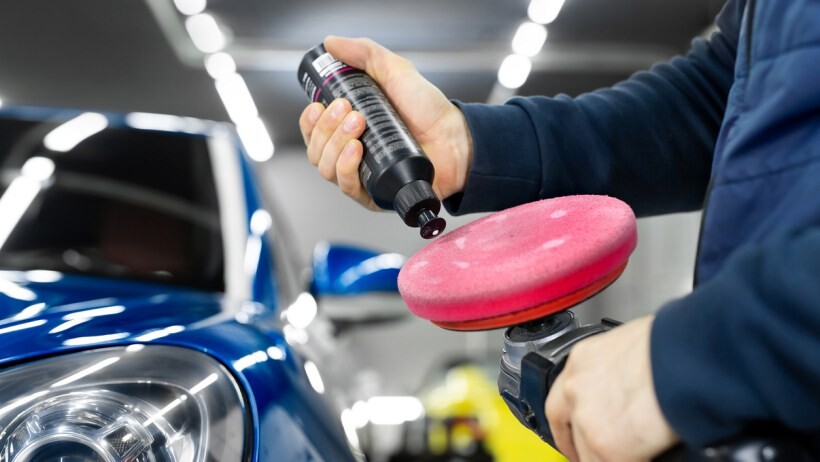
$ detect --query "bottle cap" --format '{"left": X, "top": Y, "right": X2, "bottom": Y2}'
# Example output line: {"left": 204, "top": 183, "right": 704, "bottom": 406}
{"left": 417, "top": 209, "right": 447, "bottom": 239}
{"left": 394, "top": 181, "right": 447, "bottom": 239}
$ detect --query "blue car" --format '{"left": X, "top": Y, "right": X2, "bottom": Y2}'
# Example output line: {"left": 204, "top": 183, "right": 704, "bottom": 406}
{"left": 0, "top": 106, "right": 403, "bottom": 461}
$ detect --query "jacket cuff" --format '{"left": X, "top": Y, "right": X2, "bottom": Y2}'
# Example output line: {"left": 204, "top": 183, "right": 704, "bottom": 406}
{"left": 443, "top": 101, "right": 542, "bottom": 216}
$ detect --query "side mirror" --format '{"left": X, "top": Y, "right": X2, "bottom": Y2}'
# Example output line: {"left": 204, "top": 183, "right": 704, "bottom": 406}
{"left": 310, "top": 242, "right": 409, "bottom": 327}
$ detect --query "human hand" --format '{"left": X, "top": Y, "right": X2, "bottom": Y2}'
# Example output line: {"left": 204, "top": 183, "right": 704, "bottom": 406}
{"left": 546, "top": 315, "right": 679, "bottom": 462}
{"left": 299, "top": 36, "right": 473, "bottom": 211}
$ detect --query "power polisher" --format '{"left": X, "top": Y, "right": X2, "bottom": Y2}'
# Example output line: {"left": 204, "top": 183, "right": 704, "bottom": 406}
{"left": 398, "top": 195, "right": 812, "bottom": 461}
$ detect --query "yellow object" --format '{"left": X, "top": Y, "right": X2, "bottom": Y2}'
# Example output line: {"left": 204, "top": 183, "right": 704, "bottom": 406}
{"left": 423, "top": 364, "right": 566, "bottom": 462}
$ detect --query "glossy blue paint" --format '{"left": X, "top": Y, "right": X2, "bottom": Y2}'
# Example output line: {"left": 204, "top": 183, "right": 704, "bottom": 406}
{"left": 311, "top": 242, "right": 403, "bottom": 296}
{"left": 0, "top": 273, "right": 356, "bottom": 461}
{"left": 0, "top": 106, "right": 361, "bottom": 461}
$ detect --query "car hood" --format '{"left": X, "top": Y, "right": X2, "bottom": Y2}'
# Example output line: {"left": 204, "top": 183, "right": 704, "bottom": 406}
{"left": 0, "top": 271, "right": 252, "bottom": 365}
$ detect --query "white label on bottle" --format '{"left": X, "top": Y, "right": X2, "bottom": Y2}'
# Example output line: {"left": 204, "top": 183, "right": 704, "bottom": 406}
{"left": 313, "top": 52, "right": 346, "bottom": 78}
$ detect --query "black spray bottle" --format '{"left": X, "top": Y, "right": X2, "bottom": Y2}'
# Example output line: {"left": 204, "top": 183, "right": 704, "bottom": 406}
{"left": 299, "top": 44, "right": 446, "bottom": 239}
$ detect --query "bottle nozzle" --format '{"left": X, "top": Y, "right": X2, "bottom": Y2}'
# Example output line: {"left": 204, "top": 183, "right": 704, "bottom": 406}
{"left": 418, "top": 209, "right": 446, "bottom": 239}
{"left": 394, "top": 180, "right": 446, "bottom": 239}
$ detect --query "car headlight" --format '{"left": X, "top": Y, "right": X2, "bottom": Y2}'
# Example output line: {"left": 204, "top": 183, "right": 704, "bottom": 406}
{"left": 0, "top": 345, "right": 248, "bottom": 461}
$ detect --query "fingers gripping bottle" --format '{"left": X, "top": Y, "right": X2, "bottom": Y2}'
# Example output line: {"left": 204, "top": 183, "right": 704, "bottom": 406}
{"left": 299, "top": 44, "right": 447, "bottom": 239}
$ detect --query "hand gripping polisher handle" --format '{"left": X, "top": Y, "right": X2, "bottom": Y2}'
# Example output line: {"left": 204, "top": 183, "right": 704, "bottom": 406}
{"left": 497, "top": 311, "right": 814, "bottom": 462}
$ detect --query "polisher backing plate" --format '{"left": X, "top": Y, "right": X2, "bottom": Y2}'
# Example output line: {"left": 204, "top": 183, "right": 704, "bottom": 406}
{"left": 397, "top": 195, "right": 637, "bottom": 331}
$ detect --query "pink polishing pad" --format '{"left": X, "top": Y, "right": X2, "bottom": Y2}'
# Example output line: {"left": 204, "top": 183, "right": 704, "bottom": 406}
{"left": 398, "top": 195, "right": 637, "bottom": 331}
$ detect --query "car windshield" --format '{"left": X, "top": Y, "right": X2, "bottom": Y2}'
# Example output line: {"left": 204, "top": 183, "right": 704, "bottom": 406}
{"left": 0, "top": 114, "right": 225, "bottom": 292}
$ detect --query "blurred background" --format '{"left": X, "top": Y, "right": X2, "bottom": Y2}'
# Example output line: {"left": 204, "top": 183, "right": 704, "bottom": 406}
{"left": 0, "top": 0, "right": 724, "bottom": 459}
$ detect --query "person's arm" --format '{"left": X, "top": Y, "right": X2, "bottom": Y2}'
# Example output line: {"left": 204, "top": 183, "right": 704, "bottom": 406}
{"left": 652, "top": 0, "right": 820, "bottom": 441}
{"left": 653, "top": 229, "right": 820, "bottom": 446}
{"left": 549, "top": 0, "right": 820, "bottom": 454}
{"left": 447, "top": 5, "right": 741, "bottom": 217}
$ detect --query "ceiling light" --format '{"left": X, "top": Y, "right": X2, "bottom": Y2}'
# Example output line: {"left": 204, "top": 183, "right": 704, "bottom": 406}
{"left": 21, "top": 156, "right": 56, "bottom": 182}
{"left": 125, "top": 112, "right": 207, "bottom": 133}
{"left": 366, "top": 397, "right": 424, "bottom": 425}
{"left": 304, "top": 361, "right": 325, "bottom": 394}
{"left": 62, "top": 333, "right": 130, "bottom": 347}
{"left": 528, "top": 0, "right": 565, "bottom": 24}
{"left": 173, "top": 0, "right": 206, "bottom": 16}
{"left": 205, "top": 52, "right": 237, "bottom": 80}
{"left": 284, "top": 293, "right": 318, "bottom": 329}
{"left": 236, "top": 117, "right": 275, "bottom": 162}
{"left": 0, "top": 157, "right": 56, "bottom": 251}
{"left": 133, "top": 326, "right": 185, "bottom": 342}
{"left": 43, "top": 113, "right": 108, "bottom": 152}
{"left": 13, "top": 302, "right": 48, "bottom": 320}
{"left": 250, "top": 209, "right": 272, "bottom": 236}
{"left": 23, "top": 270, "right": 63, "bottom": 283}
{"left": 266, "top": 346, "right": 285, "bottom": 361}
{"left": 512, "top": 22, "right": 548, "bottom": 57}
{"left": 214, "top": 73, "right": 258, "bottom": 124}
{"left": 0, "top": 279, "right": 37, "bottom": 302}
{"left": 0, "top": 320, "right": 46, "bottom": 335}
{"left": 233, "top": 350, "right": 268, "bottom": 372}
{"left": 185, "top": 13, "right": 226, "bottom": 53}
{"left": 62, "top": 306, "right": 126, "bottom": 321}
{"left": 49, "top": 357, "right": 121, "bottom": 388}
{"left": 498, "top": 54, "right": 532, "bottom": 89}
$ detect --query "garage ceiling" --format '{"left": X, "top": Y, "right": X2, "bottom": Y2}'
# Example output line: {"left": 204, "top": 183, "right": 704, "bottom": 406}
{"left": 0, "top": 0, "right": 724, "bottom": 151}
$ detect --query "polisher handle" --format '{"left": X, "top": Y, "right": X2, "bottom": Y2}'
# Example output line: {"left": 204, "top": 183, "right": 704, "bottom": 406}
{"left": 509, "top": 328, "right": 813, "bottom": 461}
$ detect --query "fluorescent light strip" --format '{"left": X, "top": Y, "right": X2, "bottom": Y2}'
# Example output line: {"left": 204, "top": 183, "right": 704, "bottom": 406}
{"left": 236, "top": 117, "right": 274, "bottom": 162}
{"left": 62, "top": 333, "right": 130, "bottom": 346}
{"left": 214, "top": 73, "right": 258, "bottom": 124}
{"left": 0, "top": 320, "right": 47, "bottom": 335}
{"left": 126, "top": 112, "right": 207, "bottom": 133}
{"left": 528, "top": 0, "right": 566, "bottom": 24}
{"left": 173, "top": 0, "right": 206, "bottom": 16}
{"left": 189, "top": 373, "right": 219, "bottom": 395}
{"left": 0, "top": 157, "right": 56, "bottom": 250}
{"left": 63, "top": 305, "right": 126, "bottom": 320}
{"left": 366, "top": 396, "right": 424, "bottom": 425}
{"left": 134, "top": 325, "right": 185, "bottom": 342}
{"left": 496, "top": 0, "right": 561, "bottom": 92}
{"left": 43, "top": 113, "right": 108, "bottom": 152}
{"left": 498, "top": 54, "right": 532, "bottom": 89}
{"left": 284, "top": 293, "right": 318, "bottom": 329}
{"left": 512, "top": 22, "right": 548, "bottom": 57}
{"left": 304, "top": 361, "right": 325, "bottom": 394}
{"left": 234, "top": 350, "right": 268, "bottom": 371}
{"left": 50, "top": 357, "right": 121, "bottom": 388}
{"left": 185, "top": 13, "right": 225, "bottom": 53}
{"left": 13, "top": 303, "right": 48, "bottom": 320}
{"left": 0, "top": 278, "right": 37, "bottom": 302}
{"left": 189, "top": 22, "right": 275, "bottom": 161}
{"left": 0, "top": 391, "right": 48, "bottom": 417}
{"left": 205, "top": 52, "right": 237, "bottom": 80}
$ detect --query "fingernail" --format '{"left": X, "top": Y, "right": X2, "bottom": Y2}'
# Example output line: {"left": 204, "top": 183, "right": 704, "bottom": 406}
{"left": 331, "top": 100, "right": 347, "bottom": 118}
{"left": 308, "top": 105, "right": 321, "bottom": 123}
{"left": 343, "top": 140, "right": 357, "bottom": 157}
{"left": 343, "top": 114, "right": 360, "bottom": 133}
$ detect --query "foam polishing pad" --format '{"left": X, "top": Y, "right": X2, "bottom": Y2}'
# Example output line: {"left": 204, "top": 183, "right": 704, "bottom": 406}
{"left": 398, "top": 195, "right": 637, "bottom": 331}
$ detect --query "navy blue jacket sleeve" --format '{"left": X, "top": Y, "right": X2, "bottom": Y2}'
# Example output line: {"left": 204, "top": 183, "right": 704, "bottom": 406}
{"left": 444, "top": 9, "right": 738, "bottom": 217}
{"left": 652, "top": 229, "right": 820, "bottom": 446}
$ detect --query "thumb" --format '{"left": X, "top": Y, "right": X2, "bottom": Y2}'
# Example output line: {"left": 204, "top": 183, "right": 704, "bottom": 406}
{"left": 323, "top": 36, "right": 414, "bottom": 86}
